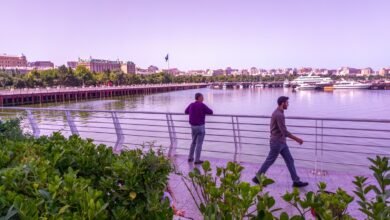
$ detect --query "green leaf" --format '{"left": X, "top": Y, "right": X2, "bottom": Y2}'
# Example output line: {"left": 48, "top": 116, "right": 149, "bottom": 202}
{"left": 280, "top": 212, "right": 289, "bottom": 220}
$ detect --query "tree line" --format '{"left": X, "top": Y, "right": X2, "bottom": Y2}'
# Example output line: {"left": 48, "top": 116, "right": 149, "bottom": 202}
{"left": 0, "top": 65, "right": 387, "bottom": 89}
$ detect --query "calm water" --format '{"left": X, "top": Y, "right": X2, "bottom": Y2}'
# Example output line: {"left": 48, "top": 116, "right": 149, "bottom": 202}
{"left": 5, "top": 88, "right": 390, "bottom": 173}
{"left": 42, "top": 87, "right": 390, "bottom": 119}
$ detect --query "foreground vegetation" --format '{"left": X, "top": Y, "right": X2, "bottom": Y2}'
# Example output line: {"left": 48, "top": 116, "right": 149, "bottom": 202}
{"left": 0, "top": 119, "right": 173, "bottom": 219}
{"left": 184, "top": 158, "right": 389, "bottom": 219}
{"left": 1, "top": 66, "right": 388, "bottom": 89}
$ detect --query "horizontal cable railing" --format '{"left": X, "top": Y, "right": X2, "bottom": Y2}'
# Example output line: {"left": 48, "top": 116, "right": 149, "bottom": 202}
{"left": 1, "top": 106, "right": 389, "bottom": 174}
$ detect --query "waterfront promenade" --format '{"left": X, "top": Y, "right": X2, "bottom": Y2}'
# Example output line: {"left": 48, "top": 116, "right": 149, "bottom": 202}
{"left": 0, "top": 83, "right": 208, "bottom": 106}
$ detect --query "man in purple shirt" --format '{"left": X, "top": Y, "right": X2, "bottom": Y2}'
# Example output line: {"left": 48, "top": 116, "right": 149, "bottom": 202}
{"left": 185, "top": 93, "right": 213, "bottom": 164}
{"left": 253, "top": 96, "right": 308, "bottom": 188}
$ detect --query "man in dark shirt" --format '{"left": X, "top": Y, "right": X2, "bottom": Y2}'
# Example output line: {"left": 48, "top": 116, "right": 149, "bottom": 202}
{"left": 185, "top": 93, "right": 213, "bottom": 164}
{"left": 253, "top": 96, "right": 308, "bottom": 187}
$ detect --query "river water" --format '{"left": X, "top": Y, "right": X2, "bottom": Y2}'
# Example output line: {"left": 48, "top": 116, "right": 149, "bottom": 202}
{"left": 4, "top": 87, "right": 390, "bottom": 173}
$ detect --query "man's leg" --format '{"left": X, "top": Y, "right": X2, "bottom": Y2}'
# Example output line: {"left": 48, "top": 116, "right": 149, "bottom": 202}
{"left": 194, "top": 125, "right": 205, "bottom": 162}
{"left": 256, "top": 143, "right": 281, "bottom": 175}
{"left": 188, "top": 126, "right": 198, "bottom": 161}
{"left": 280, "top": 144, "right": 300, "bottom": 183}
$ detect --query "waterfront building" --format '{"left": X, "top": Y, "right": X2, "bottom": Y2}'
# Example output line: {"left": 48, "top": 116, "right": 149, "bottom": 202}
{"left": 121, "top": 61, "right": 136, "bottom": 74}
{"left": 337, "top": 67, "right": 361, "bottom": 76}
{"left": 0, "top": 53, "right": 27, "bottom": 68}
{"left": 67, "top": 61, "right": 78, "bottom": 69}
{"left": 78, "top": 57, "right": 121, "bottom": 72}
{"left": 28, "top": 61, "right": 54, "bottom": 70}
{"left": 148, "top": 65, "right": 159, "bottom": 74}
{"left": 360, "top": 68, "right": 374, "bottom": 76}
{"left": 250, "top": 67, "right": 260, "bottom": 75}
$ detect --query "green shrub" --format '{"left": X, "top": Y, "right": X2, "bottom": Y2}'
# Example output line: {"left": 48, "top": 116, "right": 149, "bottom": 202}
{"left": 353, "top": 156, "right": 390, "bottom": 220}
{"left": 0, "top": 132, "right": 173, "bottom": 219}
{"left": 183, "top": 161, "right": 278, "bottom": 219}
{"left": 0, "top": 118, "right": 25, "bottom": 141}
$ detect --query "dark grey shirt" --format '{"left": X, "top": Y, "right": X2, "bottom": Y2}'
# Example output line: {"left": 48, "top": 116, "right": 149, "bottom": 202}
{"left": 270, "top": 108, "right": 291, "bottom": 144}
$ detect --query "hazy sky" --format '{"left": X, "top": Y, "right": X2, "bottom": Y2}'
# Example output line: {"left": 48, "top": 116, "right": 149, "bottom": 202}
{"left": 0, "top": 0, "right": 389, "bottom": 70}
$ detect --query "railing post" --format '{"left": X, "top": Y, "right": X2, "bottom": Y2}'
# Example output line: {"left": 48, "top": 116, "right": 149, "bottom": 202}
{"left": 232, "top": 116, "right": 239, "bottom": 162}
{"left": 311, "top": 119, "right": 327, "bottom": 176}
{"left": 235, "top": 116, "right": 243, "bottom": 163}
{"left": 65, "top": 110, "right": 79, "bottom": 135}
{"left": 111, "top": 112, "right": 124, "bottom": 153}
{"left": 166, "top": 114, "right": 177, "bottom": 157}
{"left": 320, "top": 120, "right": 327, "bottom": 176}
{"left": 26, "top": 110, "right": 40, "bottom": 138}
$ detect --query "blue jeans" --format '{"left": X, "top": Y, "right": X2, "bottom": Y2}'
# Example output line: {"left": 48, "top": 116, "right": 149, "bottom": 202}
{"left": 257, "top": 142, "right": 300, "bottom": 182}
{"left": 188, "top": 125, "right": 205, "bottom": 162}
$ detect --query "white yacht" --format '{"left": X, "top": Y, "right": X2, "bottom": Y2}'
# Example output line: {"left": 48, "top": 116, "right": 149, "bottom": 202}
{"left": 333, "top": 80, "right": 372, "bottom": 89}
{"left": 291, "top": 74, "right": 333, "bottom": 86}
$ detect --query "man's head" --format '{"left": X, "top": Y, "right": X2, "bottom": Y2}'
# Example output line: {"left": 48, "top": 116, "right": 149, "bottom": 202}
{"left": 195, "top": 93, "right": 204, "bottom": 102}
{"left": 277, "top": 96, "right": 289, "bottom": 110}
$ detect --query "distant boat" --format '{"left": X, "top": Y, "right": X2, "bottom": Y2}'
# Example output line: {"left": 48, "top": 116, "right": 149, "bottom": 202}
{"left": 283, "top": 79, "right": 290, "bottom": 87}
{"left": 295, "top": 83, "right": 317, "bottom": 90}
{"left": 292, "top": 74, "right": 333, "bottom": 86}
{"left": 333, "top": 80, "right": 372, "bottom": 89}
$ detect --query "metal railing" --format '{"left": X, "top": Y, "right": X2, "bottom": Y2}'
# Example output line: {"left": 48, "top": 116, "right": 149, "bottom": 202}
{"left": 1, "top": 107, "right": 389, "bottom": 174}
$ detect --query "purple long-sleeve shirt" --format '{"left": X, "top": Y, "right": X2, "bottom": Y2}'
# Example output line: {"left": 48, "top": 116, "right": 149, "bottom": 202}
{"left": 185, "top": 101, "right": 213, "bottom": 126}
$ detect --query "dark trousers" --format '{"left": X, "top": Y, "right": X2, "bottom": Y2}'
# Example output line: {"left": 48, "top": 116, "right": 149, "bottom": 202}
{"left": 188, "top": 125, "right": 205, "bottom": 162}
{"left": 257, "top": 142, "right": 300, "bottom": 182}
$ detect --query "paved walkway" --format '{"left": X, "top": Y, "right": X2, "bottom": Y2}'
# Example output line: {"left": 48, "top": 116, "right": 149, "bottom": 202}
{"left": 169, "top": 155, "right": 368, "bottom": 220}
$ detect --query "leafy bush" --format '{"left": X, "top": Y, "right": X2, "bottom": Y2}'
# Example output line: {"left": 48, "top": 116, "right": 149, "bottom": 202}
{"left": 0, "top": 132, "right": 173, "bottom": 219}
{"left": 283, "top": 182, "right": 355, "bottom": 220}
{"left": 183, "top": 161, "right": 279, "bottom": 219}
{"left": 0, "top": 118, "right": 25, "bottom": 141}
{"left": 353, "top": 156, "right": 390, "bottom": 219}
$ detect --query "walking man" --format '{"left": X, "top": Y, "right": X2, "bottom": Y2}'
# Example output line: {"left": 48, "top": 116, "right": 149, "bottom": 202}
{"left": 185, "top": 93, "right": 213, "bottom": 164}
{"left": 253, "top": 96, "right": 308, "bottom": 187}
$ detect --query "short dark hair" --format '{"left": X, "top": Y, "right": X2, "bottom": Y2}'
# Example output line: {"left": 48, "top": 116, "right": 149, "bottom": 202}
{"left": 195, "top": 93, "right": 203, "bottom": 100}
{"left": 277, "top": 96, "right": 289, "bottom": 105}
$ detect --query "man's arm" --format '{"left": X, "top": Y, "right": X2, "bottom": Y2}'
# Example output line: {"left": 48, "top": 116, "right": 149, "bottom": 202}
{"left": 276, "top": 115, "right": 303, "bottom": 145}
{"left": 203, "top": 104, "right": 213, "bottom": 115}
{"left": 185, "top": 104, "right": 191, "bottom": 114}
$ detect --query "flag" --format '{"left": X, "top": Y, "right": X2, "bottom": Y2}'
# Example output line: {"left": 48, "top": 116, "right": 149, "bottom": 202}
{"left": 165, "top": 54, "right": 169, "bottom": 62}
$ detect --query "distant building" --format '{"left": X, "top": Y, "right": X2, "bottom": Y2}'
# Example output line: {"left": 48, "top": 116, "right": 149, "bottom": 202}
{"left": 147, "top": 65, "right": 159, "bottom": 74}
{"left": 136, "top": 67, "right": 150, "bottom": 75}
{"left": 28, "top": 61, "right": 54, "bottom": 70}
{"left": 250, "top": 67, "right": 260, "bottom": 75}
{"left": 299, "top": 67, "right": 312, "bottom": 75}
{"left": 240, "top": 69, "right": 250, "bottom": 75}
{"left": 212, "top": 69, "right": 225, "bottom": 76}
{"left": 67, "top": 61, "right": 78, "bottom": 69}
{"left": 360, "top": 68, "right": 373, "bottom": 76}
{"left": 187, "top": 70, "right": 206, "bottom": 75}
{"left": 163, "top": 68, "right": 180, "bottom": 75}
{"left": 338, "top": 67, "right": 361, "bottom": 76}
{"left": 78, "top": 57, "right": 121, "bottom": 72}
{"left": 225, "top": 67, "right": 233, "bottom": 75}
{"left": 379, "top": 68, "right": 389, "bottom": 76}
{"left": 0, "top": 53, "right": 27, "bottom": 68}
{"left": 121, "top": 61, "right": 136, "bottom": 74}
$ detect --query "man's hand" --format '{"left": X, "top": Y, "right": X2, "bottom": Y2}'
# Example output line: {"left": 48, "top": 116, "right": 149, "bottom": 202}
{"left": 288, "top": 134, "right": 303, "bottom": 145}
{"left": 295, "top": 137, "right": 303, "bottom": 145}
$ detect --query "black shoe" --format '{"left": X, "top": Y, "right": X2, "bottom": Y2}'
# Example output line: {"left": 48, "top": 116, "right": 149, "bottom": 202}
{"left": 188, "top": 158, "right": 194, "bottom": 162}
{"left": 252, "top": 177, "right": 260, "bottom": 184}
{"left": 292, "top": 181, "right": 309, "bottom": 188}
{"left": 194, "top": 160, "right": 204, "bottom": 165}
